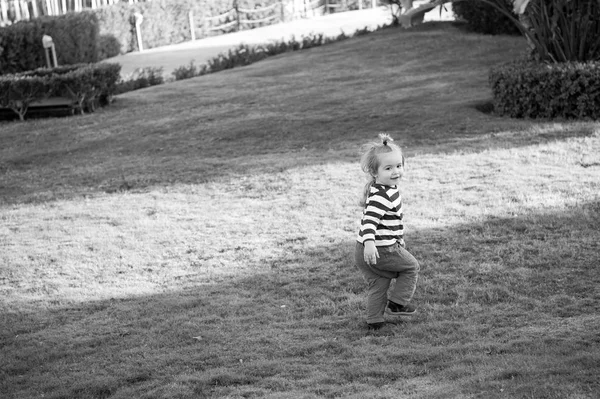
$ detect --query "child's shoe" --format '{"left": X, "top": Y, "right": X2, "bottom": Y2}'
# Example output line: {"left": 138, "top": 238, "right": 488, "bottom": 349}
{"left": 385, "top": 301, "right": 416, "bottom": 316}
{"left": 367, "top": 322, "right": 385, "bottom": 330}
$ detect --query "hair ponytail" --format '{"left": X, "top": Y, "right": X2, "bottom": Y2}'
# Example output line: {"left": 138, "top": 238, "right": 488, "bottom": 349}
{"left": 359, "top": 177, "right": 375, "bottom": 206}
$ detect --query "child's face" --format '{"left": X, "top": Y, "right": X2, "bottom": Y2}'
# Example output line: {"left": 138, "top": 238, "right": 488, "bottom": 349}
{"left": 374, "top": 151, "right": 404, "bottom": 187}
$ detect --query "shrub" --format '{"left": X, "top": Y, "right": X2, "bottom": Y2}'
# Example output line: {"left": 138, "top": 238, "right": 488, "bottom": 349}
{"left": 0, "top": 63, "right": 121, "bottom": 120}
{"left": 98, "top": 35, "right": 122, "bottom": 60}
{"left": 0, "top": 75, "right": 52, "bottom": 120}
{"left": 93, "top": 2, "right": 135, "bottom": 56}
{"left": 172, "top": 61, "right": 208, "bottom": 81}
{"left": 489, "top": 60, "right": 600, "bottom": 119}
{"left": 453, "top": 0, "right": 521, "bottom": 35}
{"left": 167, "top": 29, "right": 361, "bottom": 82}
{"left": 518, "top": 0, "right": 600, "bottom": 63}
{"left": 115, "top": 67, "right": 165, "bottom": 93}
{"left": 0, "top": 12, "right": 99, "bottom": 74}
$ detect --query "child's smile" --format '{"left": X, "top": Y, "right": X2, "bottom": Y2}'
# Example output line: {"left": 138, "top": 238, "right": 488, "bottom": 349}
{"left": 374, "top": 151, "right": 404, "bottom": 187}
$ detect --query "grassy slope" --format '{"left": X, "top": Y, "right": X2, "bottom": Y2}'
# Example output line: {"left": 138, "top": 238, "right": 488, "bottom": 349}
{"left": 1, "top": 22, "right": 599, "bottom": 399}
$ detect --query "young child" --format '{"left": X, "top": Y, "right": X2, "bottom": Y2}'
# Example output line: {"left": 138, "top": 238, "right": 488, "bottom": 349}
{"left": 355, "top": 133, "right": 420, "bottom": 330}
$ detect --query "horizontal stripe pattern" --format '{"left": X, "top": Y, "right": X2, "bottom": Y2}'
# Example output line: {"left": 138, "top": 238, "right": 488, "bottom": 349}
{"left": 357, "top": 183, "right": 404, "bottom": 246}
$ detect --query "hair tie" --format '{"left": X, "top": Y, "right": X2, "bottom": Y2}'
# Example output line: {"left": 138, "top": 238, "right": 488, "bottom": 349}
{"left": 379, "top": 133, "right": 393, "bottom": 147}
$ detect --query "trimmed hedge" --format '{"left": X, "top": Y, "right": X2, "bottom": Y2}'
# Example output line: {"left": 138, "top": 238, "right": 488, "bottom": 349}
{"left": 0, "top": 12, "right": 99, "bottom": 74}
{"left": 489, "top": 60, "right": 600, "bottom": 119}
{"left": 0, "top": 63, "right": 121, "bottom": 120}
{"left": 453, "top": 0, "right": 520, "bottom": 35}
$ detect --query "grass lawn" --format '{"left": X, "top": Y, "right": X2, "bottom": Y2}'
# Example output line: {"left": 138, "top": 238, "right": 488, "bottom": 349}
{"left": 1, "top": 21, "right": 599, "bottom": 399}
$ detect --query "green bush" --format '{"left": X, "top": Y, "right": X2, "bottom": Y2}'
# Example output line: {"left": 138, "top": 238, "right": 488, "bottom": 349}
{"left": 172, "top": 61, "right": 207, "bottom": 81}
{"left": 18, "top": 64, "right": 83, "bottom": 77}
{"left": 93, "top": 63, "right": 122, "bottom": 106}
{"left": 93, "top": 2, "right": 135, "bottom": 56}
{"left": 0, "top": 12, "right": 99, "bottom": 74}
{"left": 170, "top": 31, "right": 352, "bottom": 81}
{"left": 0, "top": 63, "right": 121, "bottom": 120}
{"left": 521, "top": 0, "right": 600, "bottom": 63}
{"left": 0, "top": 75, "right": 52, "bottom": 120}
{"left": 115, "top": 67, "right": 165, "bottom": 94}
{"left": 489, "top": 60, "right": 600, "bottom": 119}
{"left": 453, "top": 0, "right": 520, "bottom": 35}
{"left": 98, "top": 34, "right": 122, "bottom": 60}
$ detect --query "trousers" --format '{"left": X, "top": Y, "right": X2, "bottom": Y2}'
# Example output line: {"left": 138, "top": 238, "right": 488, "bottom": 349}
{"left": 354, "top": 241, "right": 420, "bottom": 324}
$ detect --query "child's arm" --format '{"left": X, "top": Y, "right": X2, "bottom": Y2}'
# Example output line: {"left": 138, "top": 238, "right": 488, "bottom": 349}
{"left": 360, "top": 189, "right": 395, "bottom": 265}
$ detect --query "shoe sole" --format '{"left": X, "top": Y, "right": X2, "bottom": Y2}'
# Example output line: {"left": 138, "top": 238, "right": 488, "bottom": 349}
{"left": 385, "top": 308, "right": 416, "bottom": 317}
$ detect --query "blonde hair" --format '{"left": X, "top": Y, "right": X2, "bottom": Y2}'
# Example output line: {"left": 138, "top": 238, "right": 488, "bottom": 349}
{"left": 359, "top": 133, "right": 403, "bottom": 206}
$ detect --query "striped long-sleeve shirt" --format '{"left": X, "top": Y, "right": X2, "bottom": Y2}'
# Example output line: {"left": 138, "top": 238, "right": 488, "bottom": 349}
{"left": 357, "top": 183, "right": 404, "bottom": 246}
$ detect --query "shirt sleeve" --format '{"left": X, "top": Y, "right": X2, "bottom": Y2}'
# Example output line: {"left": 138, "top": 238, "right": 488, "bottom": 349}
{"left": 359, "top": 190, "right": 393, "bottom": 242}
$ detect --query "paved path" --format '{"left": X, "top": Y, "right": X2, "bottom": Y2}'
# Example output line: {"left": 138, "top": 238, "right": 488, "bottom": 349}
{"left": 104, "top": 6, "right": 453, "bottom": 79}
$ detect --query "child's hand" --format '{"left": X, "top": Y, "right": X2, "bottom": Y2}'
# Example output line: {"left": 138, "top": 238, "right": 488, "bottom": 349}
{"left": 364, "top": 241, "right": 379, "bottom": 265}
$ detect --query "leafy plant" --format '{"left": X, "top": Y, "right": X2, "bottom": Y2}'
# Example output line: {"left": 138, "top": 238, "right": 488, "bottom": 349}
{"left": 0, "top": 75, "right": 51, "bottom": 121}
{"left": 0, "top": 12, "right": 100, "bottom": 74}
{"left": 55, "top": 67, "right": 98, "bottom": 114}
{"left": 97, "top": 34, "right": 122, "bottom": 61}
{"left": 461, "top": 0, "right": 600, "bottom": 62}
{"left": 172, "top": 61, "right": 207, "bottom": 81}
{"left": 522, "top": 0, "right": 600, "bottom": 62}
{"left": 0, "top": 63, "right": 121, "bottom": 121}
{"left": 115, "top": 67, "right": 165, "bottom": 93}
{"left": 452, "top": 0, "right": 521, "bottom": 35}
{"left": 92, "top": 63, "right": 122, "bottom": 106}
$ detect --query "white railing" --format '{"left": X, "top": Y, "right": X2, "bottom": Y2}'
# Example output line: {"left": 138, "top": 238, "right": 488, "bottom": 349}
{"left": 0, "top": 0, "right": 144, "bottom": 26}
{"left": 1, "top": 0, "right": 375, "bottom": 33}
{"left": 202, "top": 2, "right": 282, "bottom": 36}
{"left": 0, "top": 0, "right": 366, "bottom": 27}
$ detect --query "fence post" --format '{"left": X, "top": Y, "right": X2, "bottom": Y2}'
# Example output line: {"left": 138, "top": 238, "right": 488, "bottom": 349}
{"left": 31, "top": 0, "right": 38, "bottom": 18}
{"left": 371, "top": 0, "right": 376, "bottom": 8}
{"left": 19, "top": 0, "right": 30, "bottom": 19}
{"left": 13, "top": 0, "right": 22, "bottom": 21}
{"left": 0, "top": 0, "right": 7, "bottom": 25}
{"left": 279, "top": 0, "right": 284, "bottom": 22}
{"left": 42, "top": 35, "right": 58, "bottom": 68}
{"left": 188, "top": 10, "right": 196, "bottom": 41}
{"left": 134, "top": 12, "right": 144, "bottom": 52}
{"left": 234, "top": 0, "right": 240, "bottom": 31}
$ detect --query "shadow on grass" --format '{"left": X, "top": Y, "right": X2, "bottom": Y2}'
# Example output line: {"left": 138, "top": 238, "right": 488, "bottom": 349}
{"left": 2, "top": 202, "right": 599, "bottom": 398}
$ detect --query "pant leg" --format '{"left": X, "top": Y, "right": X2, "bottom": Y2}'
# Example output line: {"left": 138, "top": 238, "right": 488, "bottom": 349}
{"left": 355, "top": 242, "right": 392, "bottom": 324}
{"left": 373, "top": 243, "right": 420, "bottom": 306}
